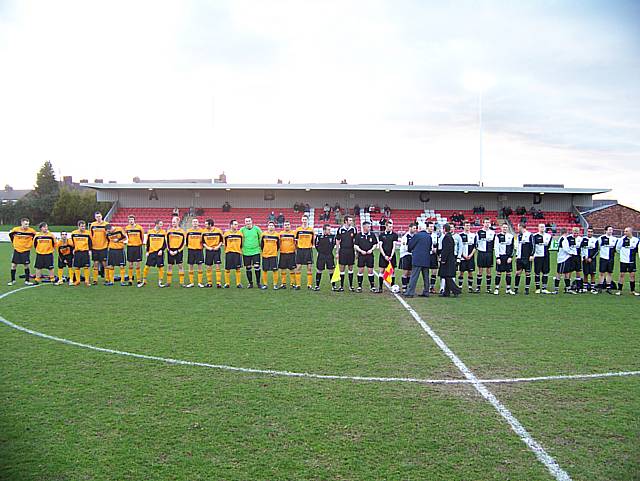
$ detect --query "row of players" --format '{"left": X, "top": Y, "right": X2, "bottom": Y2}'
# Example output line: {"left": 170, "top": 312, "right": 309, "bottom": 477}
{"left": 7, "top": 213, "right": 640, "bottom": 296}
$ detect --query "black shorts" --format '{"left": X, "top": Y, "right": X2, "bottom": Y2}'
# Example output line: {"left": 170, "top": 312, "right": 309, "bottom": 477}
{"left": 126, "top": 245, "right": 142, "bottom": 263}
{"left": 316, "top": 253, "right": 335, "bottom": 271}
{"left": 399, "top": 256, "right": 412, "bottom": 270}
{"left": 620, "top": 262, "right": 636, "bottom": 273}
{"left": 58, "top": 254, "right": 73, "bottom": 269}
{"left": 278, "top": 253, "right": 296, "bottom": 270}
{"left": 35, "top": 253, "right": 54, "bottom": 269}
{"left": 571, "top": 255, "right": 582, "bottom": 273}
{"left": 187, "top": 249, "right": 204, "bottom": 265}
{"left": 477, "top": 252, "right": 493, "bottom": 268}
{"left": 533, "top": 256, "right": 550, "bottom": 275}
{"left": 496, "top": 255, "right": 512, "bottom": 273}
{"left": 145, "top": 251, "right": 164, "bottom": 268}
{"left": 599, "top": 257, "right": 614, "bottom": 274}
{"left": 107, "top": 248, "right": 125, "bottom": 267}
{"left": 11, "top": 250, "right": 30, "bottom": 265}
{"left": 429, "top": 254, "right": 439, "bottom": 269}
{"left": 205, "top": 249, "right": 222, "bottom": 266}
{"left": 357, "top": 253, "right": 374, "bottom": 268}
{"left": 168, "top": 250, "right": 184, "bottom": 265}
{"left": 516, "top": 258, "right": 531, "bottom": 272}
{"left": 379, "top": 253, "right": 397, "bottom": 269}
{"left": 459, "top": 258, "right": 476, "bottom": 272}
{"left": 92, "top": 249, "right": 107, "bottom": 262}
{"left": 295, "top": 248, "right": 313, "bottom": 265}
{"left": 225, "top": 252, "right": 243, "bottom": 270}
{"left": 262, "top": 256, "right": 278, "bottom": 271}
{"left": 73, "top": 251, "right": 91, "bottom": 268}
{"left": 338, "top": 248, "right": 355, "bottom": 266}
{"left": 582, "top": 258, "right": 596, "bottom": 276}
{"left": 557, "top": 259, "right": 572, "bottom": 275}
{"left": 243, "top": 254, "right": 261, "bottom": 268}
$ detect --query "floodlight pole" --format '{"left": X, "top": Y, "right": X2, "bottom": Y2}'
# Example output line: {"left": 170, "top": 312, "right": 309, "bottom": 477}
{"left": 478, "top": 91, "right": 483, "bottom": 187}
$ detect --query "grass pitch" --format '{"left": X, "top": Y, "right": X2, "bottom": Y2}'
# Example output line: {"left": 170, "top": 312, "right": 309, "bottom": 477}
{"left": 1, "top": 243, "right": 638, "bottom": 480}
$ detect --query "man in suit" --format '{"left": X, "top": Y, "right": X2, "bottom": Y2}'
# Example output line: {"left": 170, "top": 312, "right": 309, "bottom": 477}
{"left": 404, "top": 223, "right": 432, "bottom": 298}
{"left": 439, "top": 223, "right": 461, "bottom": 297}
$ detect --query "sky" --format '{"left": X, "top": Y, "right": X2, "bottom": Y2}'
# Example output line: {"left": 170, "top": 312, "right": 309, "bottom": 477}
{"left": 0, "top": 0, "right": 638, "bottom": 208}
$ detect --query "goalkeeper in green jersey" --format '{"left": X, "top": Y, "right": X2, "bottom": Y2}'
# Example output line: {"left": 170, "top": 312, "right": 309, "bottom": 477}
{"left": 240, "top": 217, "right": 263, "bottom": 288}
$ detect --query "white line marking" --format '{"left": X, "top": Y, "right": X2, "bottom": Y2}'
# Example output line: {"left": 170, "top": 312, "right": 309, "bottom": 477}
{"left": 0, "top": 286, "right": 638, "bottom": 390}
{"left": 394, "top": 293, "right": 572, "bottom": 481}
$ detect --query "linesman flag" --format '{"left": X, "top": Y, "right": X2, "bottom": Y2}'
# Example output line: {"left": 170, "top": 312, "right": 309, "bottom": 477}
{"left": 331, "top": 264, "right": 341, "bottom": 283}
{"left": 382, "top": 263, "right": 394, "bottom": 285}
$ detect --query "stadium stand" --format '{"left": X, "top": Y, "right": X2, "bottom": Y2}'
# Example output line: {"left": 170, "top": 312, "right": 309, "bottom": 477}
{"left": 110, "top": 206, "right": 580, "bottom": 234}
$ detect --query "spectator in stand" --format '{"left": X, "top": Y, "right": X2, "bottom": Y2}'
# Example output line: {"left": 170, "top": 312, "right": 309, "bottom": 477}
{"left": 323, "top": 203, "right": 331, "bottom": 221}
{"left": 474, "top": 218, "right": 480, "bottom": 226}
{"left": 383, "top": 204, "right": 391, "bottom": 217}
{"left": 501, "top": 206, "right": 513, "bottom": 218}
{"left": 551, "top": 222, "right": 557, "bottom": 233}
{"left": 379, "top": 216, "right": 387, "bottom": 232}
{"left": 276, "top": 212, "right": 285, "bottom": 228}
{"left": 520, "top": 215, "right": 527, "bottom": 225}
{"left": 172, "top": 207, "right": 180, "bottom": 217}
{"left": 353, "top": 203, "right": 360, "bottom": 215}
{"left": 268, "top": 211, "right": 276, "bottom": 223}
{"left": 304, "top": 203, "right": 311, "bottom": 214}
{"left": 515, "top": 206, "right": 527, "bottom": 216}
{"left": 335, "top": 209, "right": 343, "bottom": 226}
{"left": 222, "top": 201, "right": 231, "bottom": 212}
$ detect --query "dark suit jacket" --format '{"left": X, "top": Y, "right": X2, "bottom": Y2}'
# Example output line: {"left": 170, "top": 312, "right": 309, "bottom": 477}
{"left": 408, "top": 230, "right": 432, "bottom": 267}
{"left": 438, "top": 232, "right": 457, "bottom": 277}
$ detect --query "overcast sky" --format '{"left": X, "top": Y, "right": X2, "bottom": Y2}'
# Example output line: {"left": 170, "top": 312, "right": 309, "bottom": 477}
{"left": 1, "top": 0, "right": 638, "bottom": 208}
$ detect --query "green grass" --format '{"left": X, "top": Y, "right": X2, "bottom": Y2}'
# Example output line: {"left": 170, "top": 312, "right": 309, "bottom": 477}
{"left": 1, "top": 242, "right": 639, "bottom": 480}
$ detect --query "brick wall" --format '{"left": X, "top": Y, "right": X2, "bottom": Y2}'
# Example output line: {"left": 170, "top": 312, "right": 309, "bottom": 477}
{"left": 585, "top": 204, "right": 640, "bottom": 231}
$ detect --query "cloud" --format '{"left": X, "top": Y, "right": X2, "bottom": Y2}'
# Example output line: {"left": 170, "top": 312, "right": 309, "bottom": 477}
{"left": 0, "top": 0, "right": 638, "bottom": 210}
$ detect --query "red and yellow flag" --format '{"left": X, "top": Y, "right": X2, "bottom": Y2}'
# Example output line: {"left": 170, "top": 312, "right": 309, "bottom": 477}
{"left": 382, "top": 263, "right": 394, "bottom": 285}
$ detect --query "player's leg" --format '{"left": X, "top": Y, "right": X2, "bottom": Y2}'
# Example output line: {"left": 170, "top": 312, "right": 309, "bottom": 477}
{"left": 630, "top": 271, "right": 638, "bottom": 295}
{"left": 356, "top": 259, "right": 365, "bottom": 291}
{"left": 245, "top": 254, "right": 255, "bottom": 287}
{"left": 196, "top": 262, "right": 204, "bottom": 287}
{"left": 253, "top": 254, "right": 261, "bottom": 287}
{"left": 305, "top": 262, "right": 313, "bottom": 289}
{"left": 513, "top": 266, "right": 522, "bottom": 294}
{"left": 403, "top": 267, "right": 411, "bottom": 294}
{"left": 367, "top": 263, "right": 375, "bottom": 291}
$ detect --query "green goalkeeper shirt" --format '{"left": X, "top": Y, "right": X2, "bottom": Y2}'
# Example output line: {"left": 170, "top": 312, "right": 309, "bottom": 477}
{"left": 240, "top": 226, "right": 263, "bottom": 256}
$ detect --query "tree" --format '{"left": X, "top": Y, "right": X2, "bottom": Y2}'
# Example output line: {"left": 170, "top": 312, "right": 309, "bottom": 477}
{"left": 51, "top": 188, "right": 110, "bottom": 226}
{"left": 13, "top": 161, "right": 61, "bottom": 223}
{"left": 34, "top": 161, "right": 59, "bottom": 198}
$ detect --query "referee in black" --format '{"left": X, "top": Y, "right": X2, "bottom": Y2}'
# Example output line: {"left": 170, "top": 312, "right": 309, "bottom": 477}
{"left": 314, "top": 224, "right": 337, "bottom": 291}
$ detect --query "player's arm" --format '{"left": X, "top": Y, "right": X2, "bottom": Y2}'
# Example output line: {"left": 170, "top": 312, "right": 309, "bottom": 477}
{"left": 468, "top": 238, "right": 476, "bottom": 259}
{"left": 505, "top": 237, "right": 514, "bottom": 262}
{"left": 369, "top": 234, "right": 378, "bottom": 254}
{"left": 8, "top": 228, "right": 16, "bottom": 243}
{"left": 528, "top": 236, "right": 534, "bottom": 261}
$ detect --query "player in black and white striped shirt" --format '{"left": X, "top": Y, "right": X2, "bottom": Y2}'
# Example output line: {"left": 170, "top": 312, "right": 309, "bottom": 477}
{"left": 580, "top": 227, "right": 599, "bottom": 293}
{"left": 597, "top": 225, "right": 617, "bottom": 294}
{"left": 615, "top": 227, "right": 639, "bottom": 296}
{"left": 457, "top": 222, "right": 477, "bottom": 293}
